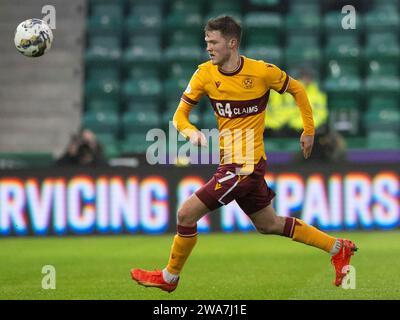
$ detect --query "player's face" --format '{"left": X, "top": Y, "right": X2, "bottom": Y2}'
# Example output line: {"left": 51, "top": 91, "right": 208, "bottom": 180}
{"left": 205, "top": 30, "right": 232, "bottom": 66}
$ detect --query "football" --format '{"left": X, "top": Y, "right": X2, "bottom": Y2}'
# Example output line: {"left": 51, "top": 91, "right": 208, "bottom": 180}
{"left": 14, "top": 18, "right": 53, "bottom": 57}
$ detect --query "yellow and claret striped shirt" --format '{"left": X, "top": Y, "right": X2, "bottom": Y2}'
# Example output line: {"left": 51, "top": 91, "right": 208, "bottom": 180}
{"left": 174, "top": 55, "right": 314, "bottom": 169}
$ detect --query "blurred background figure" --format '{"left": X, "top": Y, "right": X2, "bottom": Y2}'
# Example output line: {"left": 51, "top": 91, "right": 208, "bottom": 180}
{"left": 56, "top": 128, "right": 107, "bottom": 166}
{"left": 295, "top": 126, "right": 347, "bottom": 163}
{"left": 265, "top": 68, "right": 328, "bottom": 138}
{"left": 313, "top": 127, "right": 347, "bottom": 162}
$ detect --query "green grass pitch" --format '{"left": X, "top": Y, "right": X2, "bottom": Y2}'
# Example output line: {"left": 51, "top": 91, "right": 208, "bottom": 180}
{"left": 1, "top": 231, "right": 399, "bottom": 300}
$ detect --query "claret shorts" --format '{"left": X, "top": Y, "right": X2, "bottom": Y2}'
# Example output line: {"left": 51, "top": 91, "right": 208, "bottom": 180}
{"left": 195, "top": 159, "right": 275, "bottom": 215}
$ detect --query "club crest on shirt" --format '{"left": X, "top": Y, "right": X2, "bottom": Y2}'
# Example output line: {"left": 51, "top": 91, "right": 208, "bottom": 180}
{"left": 242, "top": 77, "right": 254, "bottom": 89}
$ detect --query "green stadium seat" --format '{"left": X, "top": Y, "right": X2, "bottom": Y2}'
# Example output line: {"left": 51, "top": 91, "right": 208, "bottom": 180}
{"left": 163, "top": 77, "right": 190, "bottom": 101}
{"left": 165, "top": 11, "right": 203, "bottom": 34}
{"left": 368, "top": 95, "right": 399, "bottom": 110}
{"left": 324, "top": 77, "right": 362, "bottom": 136}
{"left": 120, "top": 133, "right": 154, "bottom": 155}
{"left": 83, "top": 111, "right": 120, "bottom": 135}
{"left": 85, "top": 78, "right": 120, "bottom": 101}
{"left": 102, "top": 143, "right": 120, "bottom": 159}
{"left": 209, "top": 0, "right": 242, "bottom": 13}
{"left": 364, "top": 104, "right": 400, "bottom": 133}
{"left": 129, "top": 2, "right": 163, "bottom": 16}
{"left": 325, "top": 34, "right": 359, "bottom": 47}
{"left": 324, "top": 35, "right": 360, "bottom": 71}
{"left": 249, "top": 0, "right": 280, "bottom": 6}
{"left": 126, "top": 101, "right": 159, "bottom": 112}
{"left": 127, "top": 34, "right": 162, "bottom": 48}
{"left": 85, "top": 36, "right": 121, "bottom": 68}
{"left": 371, "top": 0, "right": 399, "bottom": 11}
{"left": 122, "top": 38, "right": 162, "bottom": 71}
{"left": 365, "top": 76, "right": 400, "bottom": 100}
{"left": 163, "top": 46, "right": 203, "bottom": 76}
{"left": 169, "top": 64, "right": 195, "bottom": 79}
{"left": 345, "top": 137, "right": 366, "bottom": 150}
{"left": 86, "top": 66, "right": 120, "bottom": 82}
{"left": 188, "top": 108, "right": 202, "bottom": 128}
{"left": 122, "top": 111, "right": 161, "bottom": 134}
{"left": 284, "top": 45, "right": 321, "bottom": 72}
{"left": 165, "top": 99, "right": 179, "bottom": 111}
{"left": 286, "top": 34, "right": 319, "bottom": 48}
{"left": 325, "top": 76, "right": 360, "bottom": 91}
{"left": 326, "top": 60, "right": 360, "bottom": 79}
{"left": 324, "top": 39, "right": 360, "bottom": 64}
{"left": 244, "top": 12, "right": 283, "bottom": 47}
{"left": 285, "top": 13, "right": 321, "bottom": 36}
{"left": 126, "top": 64, "right": 160, "bottom": 80}
{"left": 86, "top": 15, "right": 123, "bottom": 37}
{"left": 90, "top": 4, "right": 123, "bottom": 22}
{"left": 90, "top": 0, "right": 124, "bottom": 5}
{"left": 122, "top": 78, "right": 162, "bottom": 103}
{"left": 163, "top": 46, "right": 202, "bottom": 65}
{"left": 169, "top": 0, "right": 203, "bottom": 14}
{"left": 366, "top": 131, "right": 400, "bottom": 150}
{"left": 364, "top": 42, "right": 400, "bottom": 74}
{"left": 124, "top": 12, "right": 162, "bottom": 37}
{"left": 364, "top": 10, "right": 400, "bottom": 33}
{"left": 0, "top": 152, "right": 54, "bottom": 168}
{"left": 264, "top": 138, "right": 300, "bottom": 153}
{"left": 86, "top": 98, "right": 120, "bottom": 113}
{"left": 203, "top": 112, "right": 217, "bottom": 129}
{"left": 244, "top": 46, "right": 282, "bottom": 66}
{"left": 366, "top": 33, "right": 399, "bottom": 48}
{"left": 162, "top": 106, "right": 177, "bottom": 128}
{"left": 328, "top": 107, "right": 361, "bottom": 136}
{"left": 366, "top": 60, "right": 400, "bottom": 77}
{"left": 123, "top": 37, "right": 161, "bottom": 79}
{"left": 288, "top": 1, "right": 320, "bottom": 15}
{"left": 87, "top": 35, "right": 120, "bottom": 50}
{"left": 365, "top": 43, "right": 400, "bottom": 61}
{"left": 85, "top": 47, "right": 121, "bottom": 68}
{"left": 168, "top": 30, "right": 201, "bottom": 47}
{"left": 96, "top": 133, "right": 117, "bottom": 145}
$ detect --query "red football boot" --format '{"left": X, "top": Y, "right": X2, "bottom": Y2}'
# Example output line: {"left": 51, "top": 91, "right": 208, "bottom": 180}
{"left": 130, "top": 269, "right": 178, "bottom": 293}
{"left": 331, "top": 239, "right": 358, "bottom": 286}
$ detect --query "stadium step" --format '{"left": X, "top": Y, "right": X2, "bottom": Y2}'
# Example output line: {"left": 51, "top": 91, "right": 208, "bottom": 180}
{"left": 1, "top": 99, "right": 79, "bottom": 117}
{"left": 0, "top": 66, "right": 81, "bottom": 83}
{"left": 0, "top": 116, "right": 80, "bottom": 154}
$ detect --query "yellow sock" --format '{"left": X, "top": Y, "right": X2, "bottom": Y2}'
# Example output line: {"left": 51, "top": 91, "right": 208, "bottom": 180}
{"left": 166, "top": 225, "right": 198, "bottom": 275}
{"left": 283, "top": 217, "right": 336, "bottom": 253}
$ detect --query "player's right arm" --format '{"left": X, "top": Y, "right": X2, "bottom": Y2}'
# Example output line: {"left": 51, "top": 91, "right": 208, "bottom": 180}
{"left": 173, "top": 101, "right": 207, "bottom": 146}
{"left": 172, "top": 67, "right": 208, "bottom": 146}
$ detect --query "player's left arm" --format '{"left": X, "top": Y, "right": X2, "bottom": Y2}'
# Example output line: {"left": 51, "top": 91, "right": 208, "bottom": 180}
{"left": 285, "top": 77, "right": 315, "bottom": 159}
{"left": 266, "top": 63, "right": 315, "bottom": 158}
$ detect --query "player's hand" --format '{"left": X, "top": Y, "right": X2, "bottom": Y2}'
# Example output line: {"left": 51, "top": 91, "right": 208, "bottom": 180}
{"left": 300, "top": 132, "right": 314, "bottom": 159}
{"left": 189, "top": 131, "right": 208, "bottom": 147}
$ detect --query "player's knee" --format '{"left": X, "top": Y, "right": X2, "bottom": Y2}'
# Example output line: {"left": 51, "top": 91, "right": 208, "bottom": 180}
{"left": 177, "top": 207, "right": 196, "bottom": 226}
{"left": 255, "top": 218, "right": 282, "bottom": 235}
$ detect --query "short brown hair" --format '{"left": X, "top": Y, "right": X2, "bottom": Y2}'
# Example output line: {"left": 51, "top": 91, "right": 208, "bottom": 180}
{"left": 204, "top": 16, "right": 242, "bottom": 45}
